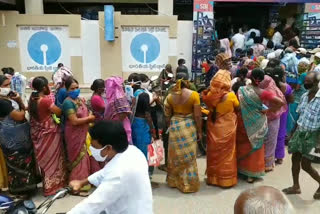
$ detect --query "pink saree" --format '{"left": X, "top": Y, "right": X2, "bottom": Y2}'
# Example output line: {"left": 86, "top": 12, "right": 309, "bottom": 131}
{"left": 63, "top": 98, "right": 98, "bottom": 181}
{"left": 31, "top": 100, "right": 67, "bottom": 196}
{"left": 105, "top": 77, "right": 132, "bottom": 144}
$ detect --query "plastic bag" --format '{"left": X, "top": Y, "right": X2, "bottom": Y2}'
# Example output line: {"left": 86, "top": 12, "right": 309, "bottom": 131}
{"left": 147, "top": 139, "right": 164, "bottom": 167}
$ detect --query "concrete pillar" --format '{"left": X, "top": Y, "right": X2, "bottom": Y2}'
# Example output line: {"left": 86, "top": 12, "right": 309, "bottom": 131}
{"left": 158, "top": 0, "right": 173, "bottom": 16}
{"left": 25, "top": 0, "right": 44, "bottom": 15}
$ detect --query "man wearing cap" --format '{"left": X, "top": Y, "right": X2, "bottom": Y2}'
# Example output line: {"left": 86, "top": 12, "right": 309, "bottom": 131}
{"left": 310, "top": 52, "right": 320, "bottom": 72}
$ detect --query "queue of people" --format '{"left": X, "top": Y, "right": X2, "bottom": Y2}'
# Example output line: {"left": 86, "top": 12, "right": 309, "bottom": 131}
{"left": 0, "top": 22, "right": 320, "bottom": 213}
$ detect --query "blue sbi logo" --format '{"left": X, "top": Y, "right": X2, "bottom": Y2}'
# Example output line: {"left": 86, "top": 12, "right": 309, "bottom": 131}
{"left": 27, "top": 31, "right": 61, "bottom": 66}
{"left": 130, "top": 33, "right": 160, "bottom": 64}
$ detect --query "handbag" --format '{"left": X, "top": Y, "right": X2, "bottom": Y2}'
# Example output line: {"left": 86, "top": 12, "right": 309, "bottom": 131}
{"left": 147, "top": 138, "right": 164, "bottom": 167}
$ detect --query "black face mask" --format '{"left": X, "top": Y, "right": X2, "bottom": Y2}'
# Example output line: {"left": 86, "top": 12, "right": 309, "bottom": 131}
{"left": 304, "top": 83, "right": 314, "bottom": 90}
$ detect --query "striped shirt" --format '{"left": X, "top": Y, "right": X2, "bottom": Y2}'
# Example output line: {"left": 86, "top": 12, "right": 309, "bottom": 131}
{"left": 297, "top": 92, "right": 320, "bottom": 131}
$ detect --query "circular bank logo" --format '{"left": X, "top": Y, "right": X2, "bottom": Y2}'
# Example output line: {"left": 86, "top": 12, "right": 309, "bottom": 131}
{"left": 130, "top": 33, "right": 160, "bottom": 64}
{"left": 27, "top": 31, "right": 61, "bottom": 66}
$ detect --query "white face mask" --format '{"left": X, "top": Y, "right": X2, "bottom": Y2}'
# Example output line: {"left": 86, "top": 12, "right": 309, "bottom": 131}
{"left": 0, "top": 88, "right": 11, "bottom": 96}
{"left": 89, "top": 146, "right": 107, "bottom": 162}
{"left": 141, "top": 80, "right": 150, "bottom": 89}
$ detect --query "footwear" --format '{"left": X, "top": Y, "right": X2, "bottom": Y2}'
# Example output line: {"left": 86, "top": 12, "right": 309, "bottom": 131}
{"left": 247, "top": 177, "right": 254, "bottom": 184}
{"left": 282, "top": 187, "right": 301, "bottom": 195}
{"left": 314, "top": 192, "right": 320, "bottom": 200}
{"left": 158, "top": 165, "right": 167, "bottom": 172}
{"left": 275, "top": 159, "right": 283, "bottom": 165}
{"left": 151, "top": 181, "right": 160, "bottom": 189}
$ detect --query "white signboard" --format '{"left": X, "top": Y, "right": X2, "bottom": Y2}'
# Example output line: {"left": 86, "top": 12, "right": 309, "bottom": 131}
{"left": 121, "top": 26, "right": 169, "bottom": 72}
{"left": 18, "top": 26, "right": 70, "bottom": 72}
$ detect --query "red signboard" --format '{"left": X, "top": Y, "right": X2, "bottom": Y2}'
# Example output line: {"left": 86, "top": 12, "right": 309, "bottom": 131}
{"left": 193, "top": 0, "right": 214, "bottom": 12}
{"left": 305, "top": 3, "right": 320, "bottom": 13}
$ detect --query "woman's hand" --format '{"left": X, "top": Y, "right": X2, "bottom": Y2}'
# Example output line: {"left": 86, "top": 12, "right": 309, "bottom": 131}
{"left": 69, "top": 180, "right": 83, "bottom": 193}
{"left": 87, "top": 114, "right": 96, "bottom": 123}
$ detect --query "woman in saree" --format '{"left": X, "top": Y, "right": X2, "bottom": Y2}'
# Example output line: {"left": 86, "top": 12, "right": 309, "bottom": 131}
{"left": 164, "top": 79, "right": 202, "bottom": 193}
{"left": 237, "top": 68, "right": 285, "bottom": 183}
{"left": 105, "top": 77, "right": 132, "bottom": 143}
{"left": 89, "top": 79, "right": 106, "bottom": 122}
{"left": 29, "top": 76, "right": 67, "bottom": 196}
{"left": 62, "top": 78, "right": 96, "bottom": 189}
{"left": 267, "top": 67, "right": 294, "bottom": 165}
{"left": 0, "top": 75, "right": 37, "bottom": 194}
{"left": 203, "top": 53, "right": 239, "bottom": 188}
{"left": 258, "top": 70, "right": 287, "bottom": 172}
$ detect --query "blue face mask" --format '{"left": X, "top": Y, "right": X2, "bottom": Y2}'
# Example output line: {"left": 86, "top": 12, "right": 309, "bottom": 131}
{"left": 68, "top": 89, "right": 80, "bottom": 99}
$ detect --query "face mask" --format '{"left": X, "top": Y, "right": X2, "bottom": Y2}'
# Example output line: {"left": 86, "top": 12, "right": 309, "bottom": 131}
{"left": 68, "top": 89, "right": 80, "bottom": 99}
{"left": 89, "top": 146, "right": 107, "bottom": 162}
{"left": 141, "top": 81, "right": 150, "bottom": 89}
{"left": 304, "top": 83, "right": 313, "bottom": 90}
{"left": 0, "top": 88, "right": 11, "bottom": 96}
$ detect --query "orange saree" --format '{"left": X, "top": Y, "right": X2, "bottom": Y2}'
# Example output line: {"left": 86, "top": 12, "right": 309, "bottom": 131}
{"left": 236, "top": 112, "right": 265, "bottom": 178}
{"left": 206, "top": 111, "right": 238, "bottom": 187}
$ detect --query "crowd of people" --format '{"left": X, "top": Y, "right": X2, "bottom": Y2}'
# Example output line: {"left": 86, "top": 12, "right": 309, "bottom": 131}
{"left": 0, "top": 22, "right": 320, "bottom": 213}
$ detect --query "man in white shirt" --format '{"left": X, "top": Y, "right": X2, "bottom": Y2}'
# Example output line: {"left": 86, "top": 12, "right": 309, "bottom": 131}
{"left": 231, "top": 29, "right": 246, "bottom": 55}
{"left": 68, "top": 121, "right": 153, "bottom": 214}
{"left": 245, "top": 28, "right": 261, "bottom": 41}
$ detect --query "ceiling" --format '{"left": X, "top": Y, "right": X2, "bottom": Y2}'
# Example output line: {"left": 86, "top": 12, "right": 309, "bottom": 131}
{"left": 44, "top": 0, "right": 157, "bottom": 3}
{"left": 0, "top": 0, "right": 15, "bottom": 4}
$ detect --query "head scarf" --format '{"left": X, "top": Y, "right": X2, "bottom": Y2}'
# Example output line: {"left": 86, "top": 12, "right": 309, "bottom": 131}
{"left": 203, "top": 69, "right": 231, "bottom": 109}
{"left": 219, "top": 39, "right": 232, "bottom": 58}
{"left": 260, "top": 59, "right": 269, "bottom": 69}
{"left": 171, "top": 79, "right": 189, "bottom": 95}
{"left": 215, "top": 53, "right": 231, "bottom": 69}
{"left": 255, "top": 56, "right": 265, "bottom": 68}
{"left": 104, "top": 77, "right": 131, "bottom": 120}
{"left": 244, "top": 59, "right": 256, "bottom": 70}
{"left": 53, "top": 66, "right": 73, "bottom": 89}
{"left": 258, "top": 75, "right": 287, "bottom": 119}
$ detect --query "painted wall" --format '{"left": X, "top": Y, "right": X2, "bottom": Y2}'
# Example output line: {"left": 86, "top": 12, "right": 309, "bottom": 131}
{"left": 0, "top": 10, "right": 195, "bottom": 85}
{"left": 0, "top": 11, "right": 84, "bottom": 83}
{"left": 177, "top": 21, "right": 193, "bottom": 76}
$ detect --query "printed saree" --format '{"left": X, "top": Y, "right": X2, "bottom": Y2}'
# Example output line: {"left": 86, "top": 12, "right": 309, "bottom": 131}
{"left": 167, "top": 115, "right": 200, "bottom": 193}
{"left": 105, "top": 77, "right": 132, "bottom": 143}
{"left": 63, "top": 99, "right": 94, "bottom": 182}
{"left": 0, "top": 117, "right": 38, "bottom": 194}
{"left": 237, "top": 86, "right": 268, "bottom": 177}
{"left": 31, "top": 105, "right": 67, "bottom": 196}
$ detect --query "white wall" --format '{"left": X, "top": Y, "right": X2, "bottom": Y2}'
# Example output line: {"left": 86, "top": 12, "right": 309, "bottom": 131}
{"left": 177, "top": 21, "right": 193, "bottom": 75}
{"left": 81, "top": 20, "right": 101, "bottom": 84}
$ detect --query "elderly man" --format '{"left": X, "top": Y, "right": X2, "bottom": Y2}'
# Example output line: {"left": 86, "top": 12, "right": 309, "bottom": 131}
{"left": 234, "top": 186, "right": 295, "bottom": 214}
{"left": 283, "top": 72, "right": 320, "bottom": 199}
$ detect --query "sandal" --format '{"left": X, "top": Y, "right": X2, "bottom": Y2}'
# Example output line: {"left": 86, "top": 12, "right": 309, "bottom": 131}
{"left": 247, "top": 177, "right": 254, "bottom": 184}
{"left": 275, "top": 159, "right": 283, "bottom": 165}
{"left": 282, "top": 187, "right": 301, "bottom": 195}
{"left": 314, "top": 192, "right": 320, "bottom": 200}
{"left": 158, "top": 165, "right": 167, "bottom": 172}
{"left": 151, "top": 181, "right": 160, "bottom": 189}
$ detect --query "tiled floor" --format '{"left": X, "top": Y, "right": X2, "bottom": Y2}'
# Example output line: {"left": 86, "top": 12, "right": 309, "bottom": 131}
{"left": 33, "top": 151, "right": 320, "bottom": 214}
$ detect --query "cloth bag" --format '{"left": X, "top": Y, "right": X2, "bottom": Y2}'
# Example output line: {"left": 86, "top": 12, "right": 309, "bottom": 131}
{"left": 147, "top": 139, "right": 164, "bottom": 167}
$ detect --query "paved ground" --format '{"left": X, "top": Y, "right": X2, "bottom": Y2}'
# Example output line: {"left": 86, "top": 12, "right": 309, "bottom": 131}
{"left": 32, "top": 150, "right": 320, "bottom": 214}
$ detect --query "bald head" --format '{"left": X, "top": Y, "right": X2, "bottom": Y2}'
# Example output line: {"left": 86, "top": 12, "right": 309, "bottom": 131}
{"left": 234, "top": 186, "right": 295, "bottom": 214}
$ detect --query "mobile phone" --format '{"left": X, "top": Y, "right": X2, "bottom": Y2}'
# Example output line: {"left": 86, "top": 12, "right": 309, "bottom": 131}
{"left": 262, "top": 104, "right": 269, "bottom": 110}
